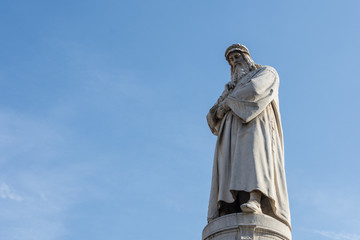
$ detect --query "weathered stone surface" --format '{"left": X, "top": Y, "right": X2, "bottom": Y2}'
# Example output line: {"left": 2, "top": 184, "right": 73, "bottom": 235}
{"left": 206, "top": 44, "right": 291, "bottom": 229}
{"left": 202, "top": 213, "right": 291, "bottom": 240}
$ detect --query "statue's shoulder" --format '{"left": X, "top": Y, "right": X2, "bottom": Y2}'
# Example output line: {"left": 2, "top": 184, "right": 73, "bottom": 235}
{"left": 260, "top": 65, "right": 278, "bottom": 76}
{"left": 250, "top": 66, "right": 279, "bottom": 85}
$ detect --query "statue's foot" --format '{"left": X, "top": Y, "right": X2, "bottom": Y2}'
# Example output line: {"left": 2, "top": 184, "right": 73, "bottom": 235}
{"left": 240, "top": 200, "right": 262, "bottom": 213}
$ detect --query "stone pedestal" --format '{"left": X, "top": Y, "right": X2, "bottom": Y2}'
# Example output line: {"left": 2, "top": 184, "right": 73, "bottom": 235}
{"left": 202, "top": 213, "right": 291, "bottom": 240}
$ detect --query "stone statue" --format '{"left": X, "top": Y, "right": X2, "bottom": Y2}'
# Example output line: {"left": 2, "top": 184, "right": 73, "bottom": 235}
{"left": 206, "top": 44, "right": 291, "bottom": 230}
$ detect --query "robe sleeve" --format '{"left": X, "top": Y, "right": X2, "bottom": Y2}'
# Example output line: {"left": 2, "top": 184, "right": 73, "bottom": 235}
{"left": 206, "top": 87, "right": 230, "bottom": 136}
{"left": 206, "top": 109, "right": 220, "bottom": 136}
{"left": 224, "top": 66, "right": 279, "bottom": 123}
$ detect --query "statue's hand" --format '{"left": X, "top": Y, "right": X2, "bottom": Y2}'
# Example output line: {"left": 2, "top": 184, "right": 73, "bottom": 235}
{"left": 215, "top": 102, "right": 230, "bottom": 119}
{"left": 226, "top": 81, "right": 236, "bottom": 91}
{"left": 216, "top": 95, "right": 225, "bottom": 105}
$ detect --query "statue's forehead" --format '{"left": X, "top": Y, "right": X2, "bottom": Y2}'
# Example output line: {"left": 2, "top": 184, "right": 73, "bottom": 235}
{"left": 225, "top": 44, "right": 250, "bottom": 59}
{"left": 228, "top": 50, "right": 242, "bottom": 57}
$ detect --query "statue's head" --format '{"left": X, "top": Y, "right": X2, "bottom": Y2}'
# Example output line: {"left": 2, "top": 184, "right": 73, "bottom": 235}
{"left": 225, "top": 44, "right": 259, "bottom": 75}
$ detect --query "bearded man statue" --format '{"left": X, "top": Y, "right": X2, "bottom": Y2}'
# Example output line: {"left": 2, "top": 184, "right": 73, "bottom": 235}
{"left": 206, "top": 44, "right": 291, "bottom": 230}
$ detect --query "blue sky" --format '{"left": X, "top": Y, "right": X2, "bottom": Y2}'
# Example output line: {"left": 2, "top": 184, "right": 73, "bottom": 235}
{"left": 0, "top": 0, "right": 360, "bottom": 239}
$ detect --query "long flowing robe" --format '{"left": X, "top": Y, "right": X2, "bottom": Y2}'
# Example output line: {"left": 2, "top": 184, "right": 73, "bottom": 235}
{"left": 206, "top": 66, "right": 291, "bottom": 229}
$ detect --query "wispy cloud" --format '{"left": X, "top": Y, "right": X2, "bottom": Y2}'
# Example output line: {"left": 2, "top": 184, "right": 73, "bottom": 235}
{"left": 315, "top": 230, "right": 360, "bottom": 240}
{"left": 0, "top": 182, "right": 23, "bottom": 202}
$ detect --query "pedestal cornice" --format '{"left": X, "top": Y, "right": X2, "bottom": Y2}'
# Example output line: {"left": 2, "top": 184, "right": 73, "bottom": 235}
{"left": 202, "top": 213, "right": 291, "bottom": 240}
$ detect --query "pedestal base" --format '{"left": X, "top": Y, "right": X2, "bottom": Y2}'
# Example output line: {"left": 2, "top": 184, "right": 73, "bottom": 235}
{"left": 202, "top": 213, "right": 291, "bottom": 240}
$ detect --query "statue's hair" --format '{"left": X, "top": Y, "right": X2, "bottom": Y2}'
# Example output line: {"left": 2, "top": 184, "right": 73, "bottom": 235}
{"left": 230, "top": 52, "right": 262, "bottom": 74}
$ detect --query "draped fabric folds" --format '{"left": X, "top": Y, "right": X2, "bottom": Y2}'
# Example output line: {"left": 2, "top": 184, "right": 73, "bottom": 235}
{"left": 207, "top": 66, "right": 291, "bottom": 229}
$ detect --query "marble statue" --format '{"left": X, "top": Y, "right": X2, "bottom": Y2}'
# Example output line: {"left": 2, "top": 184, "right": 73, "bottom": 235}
{"left": 206, "top": 44, "right": 291, "bottom": 230}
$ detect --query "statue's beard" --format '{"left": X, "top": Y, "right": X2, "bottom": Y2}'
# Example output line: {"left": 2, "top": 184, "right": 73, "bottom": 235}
{"left": 231, "top": 64, "right": 249, "bottom": 82}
